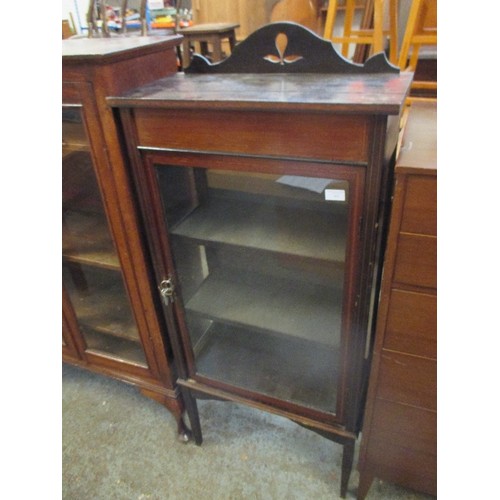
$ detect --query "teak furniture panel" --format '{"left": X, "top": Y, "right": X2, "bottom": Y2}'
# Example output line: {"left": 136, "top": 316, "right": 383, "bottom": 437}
{"left": 377, "top": 351, "right": 437, "bottom": 410}
{"left": 62, "top": 35, "right": 191, "bottom": 440}
{"left": 384, "top": 289, "right": 436, "bottom": 358}
{"left": 364, "top": 418, "right": 437, "bottom": 495}
{"left": 369, "top": 400, "right": 436, "bottom": 455}
{"left": 393, "top": 233, "right": 437, "bottom": 289}
{"left": 394, "top": 232, "right": 437, "bottom": 288}
{"left": 358, "top": 101, "right": 437, "bottom": 499}
{"left": 400, "top": 175, "right": 437, "bottom": 235}
{"left": 365, "top": 399, "right": 437, "bottom": 492}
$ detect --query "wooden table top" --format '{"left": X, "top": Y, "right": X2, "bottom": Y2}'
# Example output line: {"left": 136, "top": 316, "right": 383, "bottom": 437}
{"left": 397, "top": 101, "right": 437, "bottom": 174}
{"left": 62, "top": 34, "right": 182, "bottom": 64}
{"left": 178, "top": 23, "right": 240, "bottom": 34}
{"left": 108, "top": 71, "right": 413, "bottom": 115}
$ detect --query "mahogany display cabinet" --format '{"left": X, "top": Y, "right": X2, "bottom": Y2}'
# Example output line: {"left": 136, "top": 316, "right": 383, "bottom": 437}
{"left": 108, "top": 23, "right": 413, "bottom": 497}
{"left": 62, "top": 34, "right": 191, "bottom": 440}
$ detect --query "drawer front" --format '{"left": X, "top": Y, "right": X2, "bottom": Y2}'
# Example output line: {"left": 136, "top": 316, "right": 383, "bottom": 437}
{"left": 134, "top": 108, "right": 370, "bottom": 163}
{"left": 377, "top": 350, "right": 436, "bottom": 410}
{"left": 369, "top": 399, "right": 436, "bottom": 456}
{"left": 400, "top": 175, "right": 437, "bottom": 235}
{"left": 393, "top": 233, "right": 437, "bottom": 289}
{"left": 366, "top": 434, "right": 437, "bottom": 496}
{"left": 384, "top": 289, "right": 436, "bottom": 358}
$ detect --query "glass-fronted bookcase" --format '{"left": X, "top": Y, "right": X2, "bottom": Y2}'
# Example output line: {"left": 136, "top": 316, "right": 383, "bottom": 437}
{"left": 61, "top": 34, "right": 190, "bottom": 440}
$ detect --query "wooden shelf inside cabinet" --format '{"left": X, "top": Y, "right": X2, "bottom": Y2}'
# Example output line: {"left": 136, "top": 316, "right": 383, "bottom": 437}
{"left": 193, "top": 321, "right": 339, "bottom": 413}
{"left": 185, "top": 268, "right": 343, "bottom": 347}
{"left": 62, "top": 122, "right": 89, "bottom": 151}
{"left": 207, "top": 170, "right": 350, "bottom": 205}
{"left": 63, "top": 265, "right": 140, "bottom": 343}
{"left": 171, "top": 191, "right": 348, "bottom": 263}
{"left": 62, "top": 150, "right": 103, "bottom": 214}
{"left": 83, "top": 329, "right": 147, "bottom": 366}
{"left": 63, "top": 211, "right": 119, "bottom": 270}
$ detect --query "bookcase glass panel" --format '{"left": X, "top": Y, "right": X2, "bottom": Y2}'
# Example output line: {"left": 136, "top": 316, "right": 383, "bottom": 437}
{"left": 62, "top": 106, "right": 147, "bottom": 367}
{"left": 156, "top": 165, "right": 351, "bottom": 414}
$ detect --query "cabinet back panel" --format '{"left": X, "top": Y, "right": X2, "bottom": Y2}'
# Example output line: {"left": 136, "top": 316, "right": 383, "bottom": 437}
{"left": 134, "top": 109, "right": 370, "bottom": 163}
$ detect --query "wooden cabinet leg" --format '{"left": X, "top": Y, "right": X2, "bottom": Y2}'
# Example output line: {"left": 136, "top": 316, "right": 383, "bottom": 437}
{"left": 340, "top": 440, "right": 355, "bottom": 498}
{"left": 139, "top": 388, "right": 191, "bottom": 443}
{"left": 181, "top": 387, "right": 203, "bottom": 446}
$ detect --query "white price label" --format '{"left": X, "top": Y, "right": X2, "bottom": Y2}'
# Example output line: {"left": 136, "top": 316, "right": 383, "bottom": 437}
{"left": 324, "top": 189, "right": 346, "bottom": 201}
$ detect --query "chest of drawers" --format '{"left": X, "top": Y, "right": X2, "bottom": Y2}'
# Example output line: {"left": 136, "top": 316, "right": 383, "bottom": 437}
{"left": 357, "top": 101, "right": 437, "bottom": 498}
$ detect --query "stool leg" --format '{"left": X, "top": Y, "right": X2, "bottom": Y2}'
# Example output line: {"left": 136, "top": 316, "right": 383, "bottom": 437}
{"left": 228, "top": 31, "right": 236, "bottom": 52}
{"left": 200, "top": 41, "right": 209, "bottom": 57}
{"left": 211, "top": 37, "right": 223, "bottom": 63}
{"left": 182, "top": 38, "right": 191, "bottom": 69}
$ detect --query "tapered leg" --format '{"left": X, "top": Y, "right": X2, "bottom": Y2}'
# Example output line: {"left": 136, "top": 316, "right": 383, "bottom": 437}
{"left": 340, "top": 440, "right": 355, "bottom": 498}
{"left": 181, "top": 387, "right": 203, "bottom": 446}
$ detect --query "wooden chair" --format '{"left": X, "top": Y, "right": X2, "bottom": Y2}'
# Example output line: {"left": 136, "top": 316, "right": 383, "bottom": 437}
{"left": 398, "top": 0, "right": 437, "bottom": 98}
{"left": 62, "top": 19, "right": 76, "bottom": 39}
{"left": 86, "top": 0, "right": 149, "bottom": 37}
{"left": 396, "top": 0, "right": 437, "bottom": 156}
{"left": 323, "top": 0, "right": 398, "bottom": 64}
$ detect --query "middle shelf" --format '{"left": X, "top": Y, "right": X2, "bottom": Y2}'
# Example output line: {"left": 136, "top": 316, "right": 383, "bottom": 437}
{"left": 184, "top": 265, "right": 343, "bottom": 347}
{"left": 63, "top": 210, "right": 120, "bottom": 270}
{"left": 171, "top": 190, "right": 348, "bottom": 263}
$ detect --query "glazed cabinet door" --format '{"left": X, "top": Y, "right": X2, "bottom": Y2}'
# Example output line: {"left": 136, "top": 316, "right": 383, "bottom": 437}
{"left": 139, "top": 152, "right": 365, "bottom": 422}
{"left": 62, "top": 103, "right": 149, "bottom": 368}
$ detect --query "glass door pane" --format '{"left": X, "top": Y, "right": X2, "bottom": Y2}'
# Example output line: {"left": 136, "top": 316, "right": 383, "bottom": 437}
{"left": 62, "top": 106, "right": 147, "bottom": 366}
{"left": 157, "top": 166, "right": 351, "bottom": 414}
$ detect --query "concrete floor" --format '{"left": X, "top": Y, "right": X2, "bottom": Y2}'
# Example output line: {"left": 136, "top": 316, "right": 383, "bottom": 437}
{"left": 62, "top": 363, "right": 435, "bottom": 500}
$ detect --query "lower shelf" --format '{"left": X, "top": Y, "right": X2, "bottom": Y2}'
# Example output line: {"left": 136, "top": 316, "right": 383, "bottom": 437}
{"left": 193, "top": 321, "right": 339, "bottom": 415}
{"left": 83, "top": 328, "right": 147, "bottom": 367}
{"left": 63, "top": 263, "right": 140, "bottom": 343}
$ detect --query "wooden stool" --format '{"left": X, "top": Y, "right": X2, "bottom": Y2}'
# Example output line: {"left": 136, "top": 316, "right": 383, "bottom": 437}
{"left": 323, "top": 0, "right": 398, "bottom": 64}
{"left": 179, "top": 22, "right": 239, "bottom": 69}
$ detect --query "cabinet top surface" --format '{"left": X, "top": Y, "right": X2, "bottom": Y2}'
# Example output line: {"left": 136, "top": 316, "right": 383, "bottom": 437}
{"left": 62, "top": 34, "right": 182, "bottom": 63}
{"left": 397, "top": 101, "right": 437, "bottom": 173}
{"left": 107, "top": 72, "right": 413, "bottom": 115}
